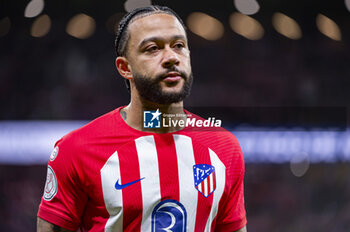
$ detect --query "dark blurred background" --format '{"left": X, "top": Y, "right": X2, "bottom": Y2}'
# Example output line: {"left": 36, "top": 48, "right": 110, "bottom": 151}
{"left": 1, "top": 0, "right": 350, "bottom": 231}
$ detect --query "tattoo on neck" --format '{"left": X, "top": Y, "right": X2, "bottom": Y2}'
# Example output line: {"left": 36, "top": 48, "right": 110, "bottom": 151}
{"left": 121, "top": 110, "right": 127, "bottom": 120}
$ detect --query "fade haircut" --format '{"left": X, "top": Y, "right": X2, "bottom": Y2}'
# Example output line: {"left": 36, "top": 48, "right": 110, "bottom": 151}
{"left": 114, "top": 5, "right": 187, "bottom": 91}
{"left": 115, "top": 5, "right": 186, "bottom": 57}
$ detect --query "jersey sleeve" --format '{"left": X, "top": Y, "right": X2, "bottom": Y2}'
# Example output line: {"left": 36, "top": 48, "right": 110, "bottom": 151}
{"left": 215, "top": 135, "right": 247, "bottom": 231}
{"left": 37, "top": 137, "right": 88, "bottom": 231}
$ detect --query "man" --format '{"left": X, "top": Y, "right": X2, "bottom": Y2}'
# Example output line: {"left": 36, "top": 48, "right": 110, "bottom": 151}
{"left": 37, "top": 5, "right": 247, "bottom": 232}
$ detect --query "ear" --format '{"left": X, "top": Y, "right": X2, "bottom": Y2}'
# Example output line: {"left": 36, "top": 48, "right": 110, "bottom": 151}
{"left": 115, "top": 57, "right": 132, "bottom": 80}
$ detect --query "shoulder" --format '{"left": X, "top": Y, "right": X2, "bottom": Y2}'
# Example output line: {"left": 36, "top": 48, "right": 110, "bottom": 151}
{"left": 191, "top": 129, "right": 243, "bottom": 166}
{"left": 50, "top": 107, "right": 129, "bottom": 169}
{"left": 57, "top": 108, "right": 121, "bottom": 148}
{"left": 48, "top": 108, "right": 125, "bottom": 183}
{"left": 183, "top": 110, "right": 244, "bottom": 170}
{"left": 186, "top": 111, "right": 244, "bottom": 169}
{"left": 184, "top": 110, "right": 242, "bottom": 153}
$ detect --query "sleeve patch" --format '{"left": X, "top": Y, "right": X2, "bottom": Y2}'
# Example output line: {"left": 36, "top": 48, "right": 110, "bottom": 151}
{"left": 50, "top": 146, "right": 59, "bottom": 161}
{"left": 43, "top": 165, "right": 58, "bottom": 201}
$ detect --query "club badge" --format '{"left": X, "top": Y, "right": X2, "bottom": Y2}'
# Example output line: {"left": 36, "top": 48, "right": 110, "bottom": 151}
{"left": 193, "top": 164, "right": 216, "bottom": 198}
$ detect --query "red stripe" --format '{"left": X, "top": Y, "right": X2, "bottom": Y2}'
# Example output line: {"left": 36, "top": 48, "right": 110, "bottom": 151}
{"left": 118, "top": 142, "right": 143, "bottom": 232}
{"left": 192, "top": 143, "right": 214, "bottom": 232}
{"left": 154, "top": 134, "right": 180, "bottom": 201}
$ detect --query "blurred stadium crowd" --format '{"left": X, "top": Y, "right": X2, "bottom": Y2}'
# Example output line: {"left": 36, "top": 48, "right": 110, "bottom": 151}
{"left": 1, "top": 0, "right": 350, "bottom": 231}
{"left": 1, "top": 0, "right": 350, "bottom": 120}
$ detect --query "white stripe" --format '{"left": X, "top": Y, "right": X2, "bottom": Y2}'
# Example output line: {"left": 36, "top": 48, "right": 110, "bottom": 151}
{"left": 173, "top": 134, "right": 198, "bottom": 232}
{"left": 135, "top": 136, "right": 161, "bottom": 232}
{"left": 205, "top": 148, "right": 226, "bottom": 231}
{"left": 100, "top": 151, "right": 123, "bottom": 232}
{"left": 203, "top": 177, "right": 208, "bottom": 196}
{"left": 198, "top": 182, "right": 202, "bottom": 192}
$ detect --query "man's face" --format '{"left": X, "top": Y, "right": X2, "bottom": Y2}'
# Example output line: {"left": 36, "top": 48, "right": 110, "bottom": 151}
{"left": 126, "top": 13, "right": 193, "bottom": 104}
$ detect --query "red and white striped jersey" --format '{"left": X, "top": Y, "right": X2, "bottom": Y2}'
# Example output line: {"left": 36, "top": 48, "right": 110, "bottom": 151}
{"left": 38, "top": 107, "right": 247, "bottom": 231}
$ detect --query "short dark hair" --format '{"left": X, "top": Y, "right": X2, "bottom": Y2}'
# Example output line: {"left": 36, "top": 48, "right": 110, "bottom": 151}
{"left": 115, "top": 5, "right": 186, "bottom": 57}
{"left": 114, "top": 5, "right": 187, "bottom": 91}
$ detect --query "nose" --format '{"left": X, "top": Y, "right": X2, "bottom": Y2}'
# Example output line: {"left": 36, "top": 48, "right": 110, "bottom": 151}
{"left": 162, "top": 47, "right": 180, "bottom": 68}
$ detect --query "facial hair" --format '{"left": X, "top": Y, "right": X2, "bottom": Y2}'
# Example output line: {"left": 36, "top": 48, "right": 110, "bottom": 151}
{"left": 133, "top": 69, "right": 193, "bottom": 104}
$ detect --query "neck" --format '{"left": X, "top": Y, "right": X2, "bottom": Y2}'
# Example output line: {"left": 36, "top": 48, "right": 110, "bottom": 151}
{"left": 121, "top": 95, "right": 187, "bottom": 133}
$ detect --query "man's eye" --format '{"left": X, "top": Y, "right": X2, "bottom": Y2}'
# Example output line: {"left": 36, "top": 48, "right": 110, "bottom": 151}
{"left": 174, "top": 43, "right": 185, "bottom": 49}
{"left": 146, "top": 46, "right": 158, "bottom": 52}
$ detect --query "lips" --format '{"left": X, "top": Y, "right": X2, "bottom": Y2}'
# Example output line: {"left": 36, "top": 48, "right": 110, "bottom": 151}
{"left": 163, "top": 72, "right": 182, "bottom": 82}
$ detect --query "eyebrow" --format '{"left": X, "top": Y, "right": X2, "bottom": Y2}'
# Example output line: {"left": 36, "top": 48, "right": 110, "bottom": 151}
{"left": 139, "top": 35, "right": 187, "bottom": 48}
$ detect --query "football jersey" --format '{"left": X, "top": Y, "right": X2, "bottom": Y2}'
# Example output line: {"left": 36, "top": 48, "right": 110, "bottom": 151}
{"left": 38, "top": 106, "right": 247, "bottom": 231}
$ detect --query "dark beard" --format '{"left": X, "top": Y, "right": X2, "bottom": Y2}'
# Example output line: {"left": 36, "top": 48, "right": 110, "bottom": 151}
{"left": 133, "top": 70, "right": 193, "bottom": 104}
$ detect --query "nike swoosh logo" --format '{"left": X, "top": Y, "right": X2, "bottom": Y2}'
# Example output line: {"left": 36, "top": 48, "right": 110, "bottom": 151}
{"left": 115, "top": 177, "right": 145, "bottom": 190}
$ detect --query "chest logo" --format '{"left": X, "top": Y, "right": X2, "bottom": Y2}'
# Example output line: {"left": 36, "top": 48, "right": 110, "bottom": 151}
{"left": 115, "top": 177, "right": 145, "bottom": 190}
{"left": 152, "top": 199, "right": 187, "bottom": 232}
{"left": 193, "top": 164, "right": 216, "bottom": 198}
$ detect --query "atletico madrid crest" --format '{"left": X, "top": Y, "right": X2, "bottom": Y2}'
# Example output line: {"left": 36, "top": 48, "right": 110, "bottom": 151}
{"left": 193, "top": 164, "right": 216, "bottom": 198}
